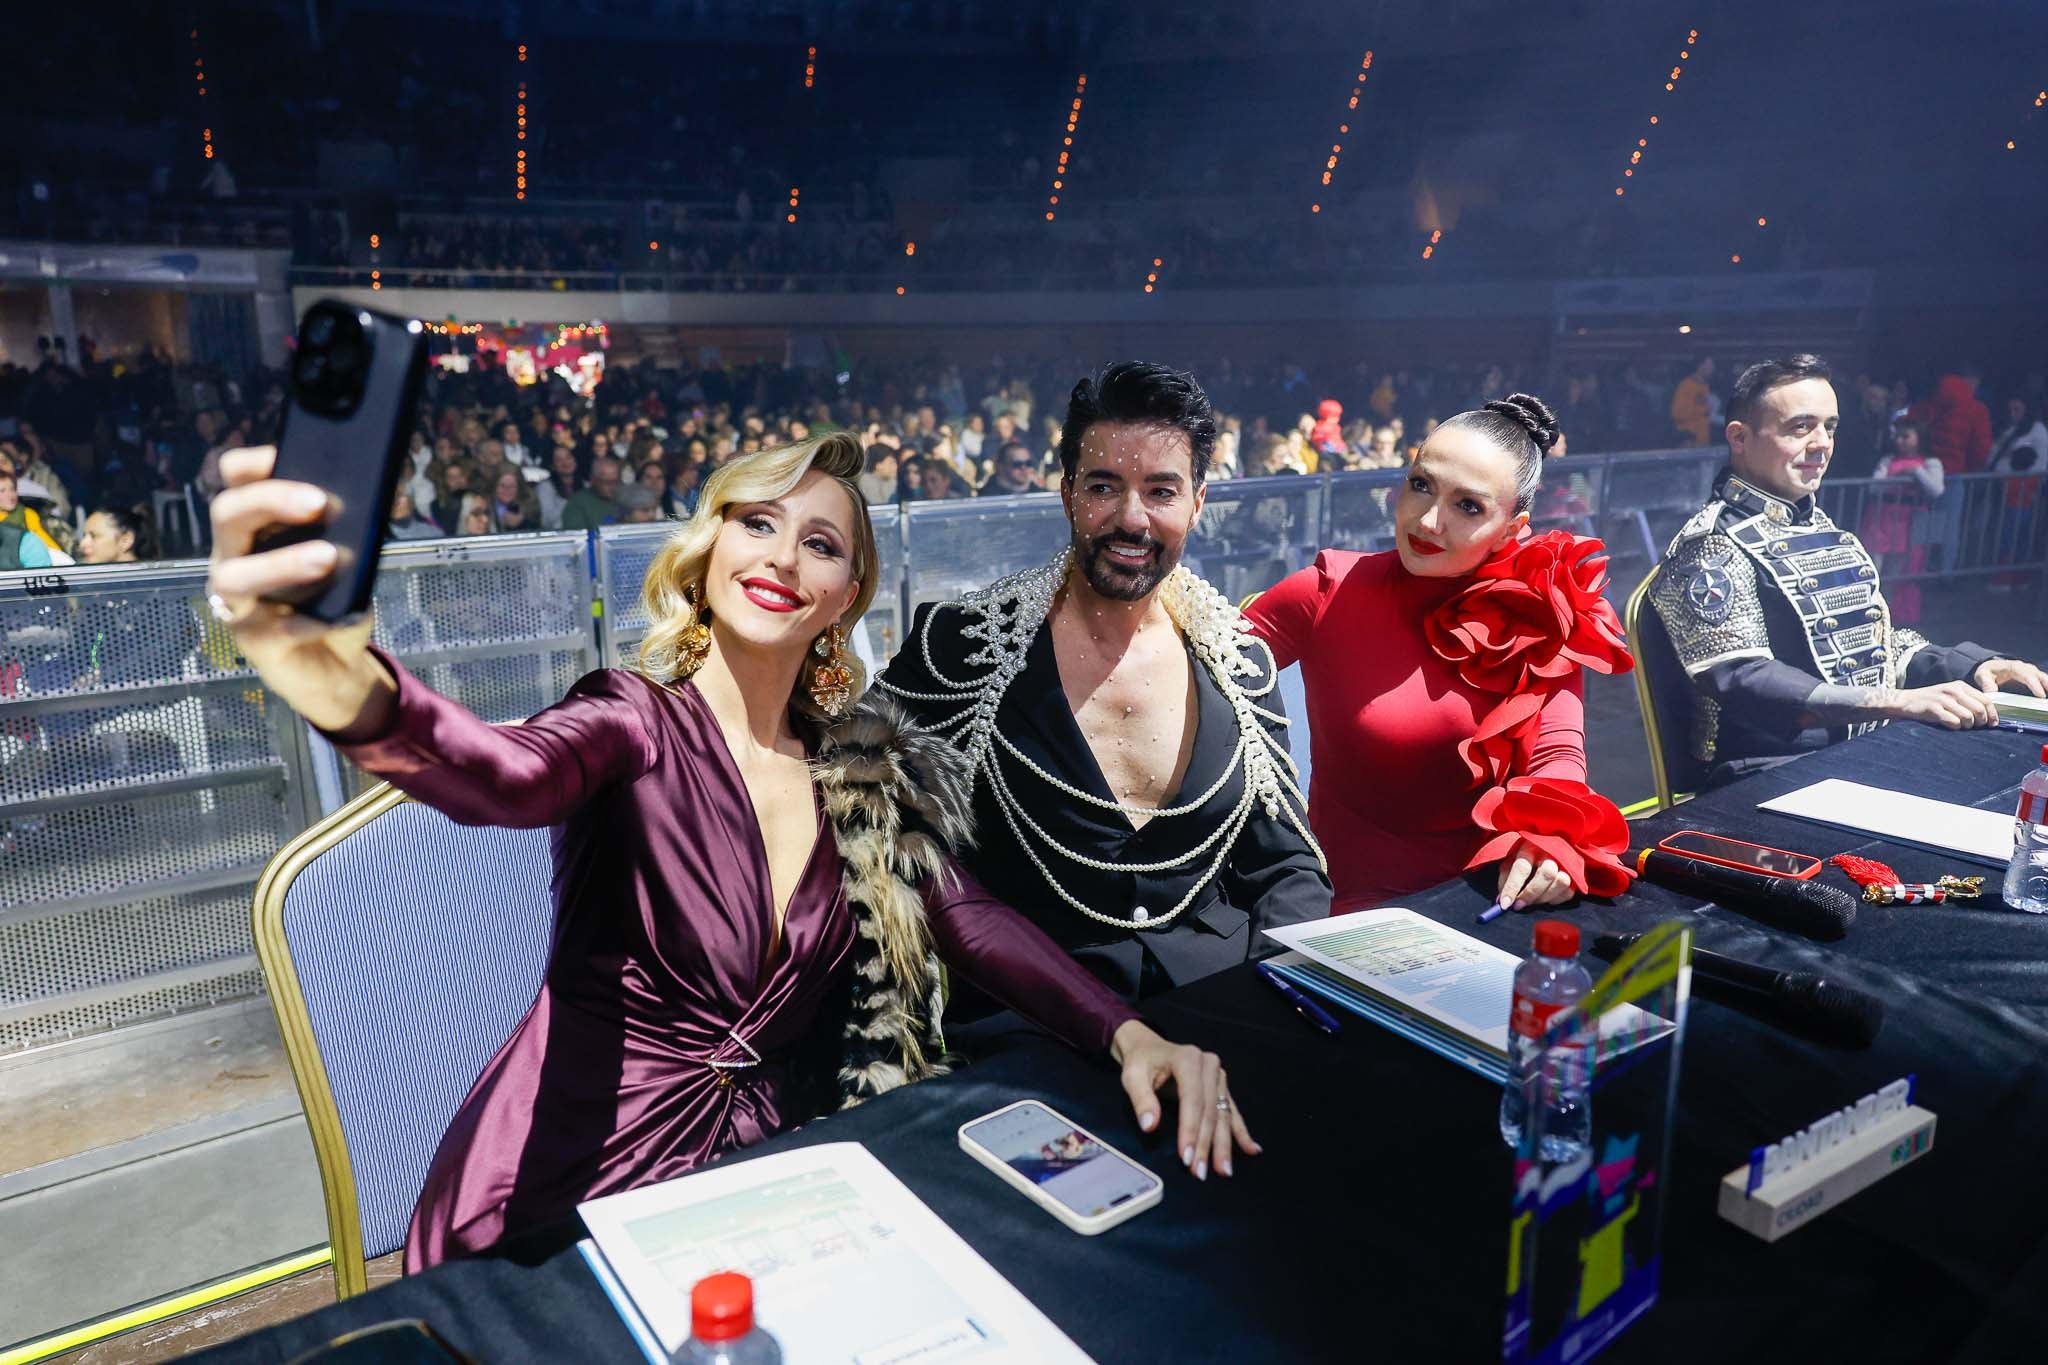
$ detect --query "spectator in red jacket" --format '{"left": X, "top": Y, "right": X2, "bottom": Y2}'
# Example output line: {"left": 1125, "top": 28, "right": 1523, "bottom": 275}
{"left": 1908, "top": 369, "right": 1994, "bottom": 474}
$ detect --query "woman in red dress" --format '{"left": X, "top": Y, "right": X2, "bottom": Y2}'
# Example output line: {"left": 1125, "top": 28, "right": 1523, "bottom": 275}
{"left": 1243, "top": 394, "right": 1636, "bottom": 913}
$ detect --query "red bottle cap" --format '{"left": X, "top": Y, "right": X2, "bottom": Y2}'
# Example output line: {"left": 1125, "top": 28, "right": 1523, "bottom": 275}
{"left": 691, "top": 1271, "right": 755, "bottom": 1343}
{"left": 1532, "top": 919, "right": 1579, "bottom": 959}
{"left": 2040, "top": 743, "right": 2047, "bottom": 764}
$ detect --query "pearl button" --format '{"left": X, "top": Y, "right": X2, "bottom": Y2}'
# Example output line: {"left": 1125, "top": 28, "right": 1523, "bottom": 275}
{"left": 1132, "top": 905, "right": 1150, "bottom": 923}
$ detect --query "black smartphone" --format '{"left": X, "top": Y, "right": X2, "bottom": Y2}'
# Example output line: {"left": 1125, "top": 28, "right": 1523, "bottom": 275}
{"left": 255, "top": 299, "right": 428, "bottom": 624}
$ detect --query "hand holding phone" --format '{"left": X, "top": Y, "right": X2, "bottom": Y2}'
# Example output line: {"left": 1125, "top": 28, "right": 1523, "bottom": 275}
{"left": 253, "top": 301, "right": 428, "bottom": 624}
{"left": 204, "top": 301, "right": 424, "bottom": 738}
{"left": 206, "top": 445, "right": 395, "bottom": 737}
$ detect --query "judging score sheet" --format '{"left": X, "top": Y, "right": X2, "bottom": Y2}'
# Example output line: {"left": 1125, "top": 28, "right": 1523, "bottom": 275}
{"left": 579, "top": 1142, "right": 1093, "bottom": 1365}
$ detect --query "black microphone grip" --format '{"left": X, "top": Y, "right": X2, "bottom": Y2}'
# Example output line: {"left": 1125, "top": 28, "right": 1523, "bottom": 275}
{"left": 1596, "top": 932, "right": 1884, "bottom": 1049}
{"left": 1636, "top": 848, "right": 1858, "bottom": 940}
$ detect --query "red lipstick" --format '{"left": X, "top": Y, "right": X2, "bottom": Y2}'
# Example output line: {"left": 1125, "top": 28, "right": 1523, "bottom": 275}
{"left": 1406, "top": 535, "right": 1446, "bottom": 557}
{"left": 739, "top": 577, "right": 803, "bottom": 612}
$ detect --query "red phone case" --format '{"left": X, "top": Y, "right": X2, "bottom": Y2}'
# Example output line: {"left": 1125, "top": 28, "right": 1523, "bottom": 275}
{"left": 1655, "top": 832, "right": 1823, "bottom": 880}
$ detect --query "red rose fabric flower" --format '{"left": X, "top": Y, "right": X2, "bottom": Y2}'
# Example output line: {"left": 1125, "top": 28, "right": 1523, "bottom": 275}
{"left": 1425, "top": 531, "right": 1634, "bottom": 695}
{"left": 1465, "top": 776, "right": 1635, "bottom": 897}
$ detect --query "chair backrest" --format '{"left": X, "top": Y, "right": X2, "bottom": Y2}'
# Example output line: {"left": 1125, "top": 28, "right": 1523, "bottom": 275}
{"left": 1277, "top": 662, "right": 1314, "bottom": 795}
{"left": 1623, "top": 566, "right": 1702, "bottom": 810}
{"left": 1236, "top": 590, "right": 1315, "bottom": 796}
{"left": 253, "top": 785, "right": 555, "bottom": 1295}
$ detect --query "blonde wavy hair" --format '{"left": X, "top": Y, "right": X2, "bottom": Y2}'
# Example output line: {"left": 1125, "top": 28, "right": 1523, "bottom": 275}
{"left": 637, "top": 431, "right": 878, "bottom": 723}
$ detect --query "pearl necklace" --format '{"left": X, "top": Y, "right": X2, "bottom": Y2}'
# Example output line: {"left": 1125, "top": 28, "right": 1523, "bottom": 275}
{"left": 877, "top": 550, "right": 1325, "bottom": 931}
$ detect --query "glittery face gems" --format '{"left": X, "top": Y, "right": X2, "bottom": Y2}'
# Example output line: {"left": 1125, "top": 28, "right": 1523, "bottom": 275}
{"left": 1066, "top": 423, "right": 1201, "bottom": 602}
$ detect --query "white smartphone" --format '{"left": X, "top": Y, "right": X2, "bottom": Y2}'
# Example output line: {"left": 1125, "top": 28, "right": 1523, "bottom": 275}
{"left": 957, "top": 1099, "right": 1163, "bottom": 1236}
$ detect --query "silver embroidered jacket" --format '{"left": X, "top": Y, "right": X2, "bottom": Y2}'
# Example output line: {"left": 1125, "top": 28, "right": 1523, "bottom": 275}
{"left": 1646, "top": 470, "right": 1997, "bottom": 783}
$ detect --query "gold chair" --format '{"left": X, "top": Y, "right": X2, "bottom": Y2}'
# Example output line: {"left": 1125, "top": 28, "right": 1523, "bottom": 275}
{"left": 1623, "top": 565, "right": 1697, "bottom": 813}
{"left": 253, "top": 783, "right": 556, "bottom": 1296}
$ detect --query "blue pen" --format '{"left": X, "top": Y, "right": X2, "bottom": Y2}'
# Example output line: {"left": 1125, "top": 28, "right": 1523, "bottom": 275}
{"left": 1476, "top": 899, "right": 1509, "bottom": 924}
{"left": 1997, "top": 719, "right": 2048, "bottom": 735}
{"left": 1254, "top": 962, "right": 1342, "bottom": 1035}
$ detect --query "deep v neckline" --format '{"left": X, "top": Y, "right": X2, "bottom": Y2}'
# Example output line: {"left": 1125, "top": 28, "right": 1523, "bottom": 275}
{"left": 1036, "top": 623, "right": 1204, "bottom": 832}
{"left": 677, "top": 680, "right": 830, "bottom": 962}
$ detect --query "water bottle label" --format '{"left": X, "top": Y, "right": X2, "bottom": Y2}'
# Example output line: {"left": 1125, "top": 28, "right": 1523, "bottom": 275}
{"left": 2019, "top": 790, "right": 2047, "bottom": 824}
{"left": 1512, "top": 992, "right": 1575, "bottom": 1042}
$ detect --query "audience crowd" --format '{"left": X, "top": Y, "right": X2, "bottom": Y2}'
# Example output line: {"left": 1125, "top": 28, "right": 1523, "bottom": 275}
{"left": 3, "top": 337, "right": 2044, "bottom": 575}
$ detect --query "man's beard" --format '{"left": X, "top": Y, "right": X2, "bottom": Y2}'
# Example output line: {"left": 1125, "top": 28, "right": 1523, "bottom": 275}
{"left": 1074, "top": 527, "right": 1179, "bottom": 602}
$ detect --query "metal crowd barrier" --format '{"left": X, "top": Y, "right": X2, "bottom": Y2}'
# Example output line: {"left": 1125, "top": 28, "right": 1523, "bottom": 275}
{"left": 325, "top": 532, "right": 601, "bottom": 801}
{"left": 3, "top": 451, "right": 2042, "bottom": 1053}
{"left": 0, "top": 561, "right": 316, "bottom": 1053}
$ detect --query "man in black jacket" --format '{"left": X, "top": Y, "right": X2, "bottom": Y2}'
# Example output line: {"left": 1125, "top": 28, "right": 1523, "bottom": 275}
{"left": 876, "top": 362, "right": 1330, "bottom": 1003}
{"left": 1648, "top": 354, "right": 2047, "bottom": 788}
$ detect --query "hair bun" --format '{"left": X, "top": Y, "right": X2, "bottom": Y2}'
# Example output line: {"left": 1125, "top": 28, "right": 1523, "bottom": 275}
{"left": 1485, "top": 393, "right": 1560, "bottom": 455}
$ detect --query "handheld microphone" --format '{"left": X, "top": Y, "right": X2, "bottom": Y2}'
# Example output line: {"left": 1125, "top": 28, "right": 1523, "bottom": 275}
{"left": 1595, "top": 932, "right": 1884, "bottom": 1049}
{"left": 1635, "top": 848, "right": 1858, "bottom": 940}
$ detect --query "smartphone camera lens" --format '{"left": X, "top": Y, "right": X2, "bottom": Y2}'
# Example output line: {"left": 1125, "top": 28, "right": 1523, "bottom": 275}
{"left": 292, "top": 303, "right": 373, "bottom": 418}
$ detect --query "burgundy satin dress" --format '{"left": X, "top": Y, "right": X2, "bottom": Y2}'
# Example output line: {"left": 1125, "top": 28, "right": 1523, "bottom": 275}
{"left": 336, "top": 653, "right": 1138, "bottom": 1270}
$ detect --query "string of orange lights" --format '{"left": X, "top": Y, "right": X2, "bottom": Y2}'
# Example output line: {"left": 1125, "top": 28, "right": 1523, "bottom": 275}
{"left": 1612, "top": 27, "right": 1698, "bottom": 200}
{"left": 1311, "top": 51, "right": 1371, "bottom": 216}
{"left": 1045, "top": 74, "right": 1087, "bottom": 222}
{"left": 191, "top": 27, "right": 215, "bottom": 162}
{"left": 516, "top": 43, "right": 530, "bottom": 201}
{"left": 1143, "top": 256, "right": 1163, "bottom": 294}
{"left": 2007, "top": 86, "right": 2047, "bottom": 151}
{"left": 787, "top": 186, "right": 800, "bottom": 224}
{"left": 805, "top": 45, "right": 817, "bottom": 90}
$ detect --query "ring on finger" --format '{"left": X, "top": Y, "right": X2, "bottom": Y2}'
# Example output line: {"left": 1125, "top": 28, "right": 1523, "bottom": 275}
{"left": 1216, "top": 1095, "right": 1231, "bottom": 1114}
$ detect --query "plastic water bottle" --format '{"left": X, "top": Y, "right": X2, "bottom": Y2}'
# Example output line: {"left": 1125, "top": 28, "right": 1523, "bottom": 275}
{"left": 673, "top": 1272, "right": 782, "bottom": 1365}
{"left": 1499, "top": 919, "right": 1594, "bottom": 1161}
{"left": 2004, "top": 744, "right": 2048, "bottom": 915}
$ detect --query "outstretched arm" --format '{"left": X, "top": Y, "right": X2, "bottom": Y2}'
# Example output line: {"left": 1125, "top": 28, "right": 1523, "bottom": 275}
{"left": 209, "top": 444, "right": 658, "bottom": 827}
{"left": 335, "top": 653, "right": 660, "bottom": 827}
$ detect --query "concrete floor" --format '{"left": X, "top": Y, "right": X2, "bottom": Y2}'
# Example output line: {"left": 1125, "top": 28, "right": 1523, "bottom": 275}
{"left": 2, "top": 580, "right": 2039, "bottom": 1362}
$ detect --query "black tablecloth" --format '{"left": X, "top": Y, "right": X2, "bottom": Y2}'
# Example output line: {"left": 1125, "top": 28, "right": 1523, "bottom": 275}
{"left": 196, "top": 725, "right": 2048, "bottom": 1364}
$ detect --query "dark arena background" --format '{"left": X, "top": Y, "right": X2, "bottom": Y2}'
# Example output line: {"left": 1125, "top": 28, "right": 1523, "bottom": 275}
{"left": 4, "top": 1, "right": 2048, "bottom": 1361}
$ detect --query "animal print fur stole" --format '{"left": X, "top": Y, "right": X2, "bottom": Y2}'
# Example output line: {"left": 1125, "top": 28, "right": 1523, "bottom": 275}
{"left": 807, "top": 691, "right": 977, "bottom": 1110}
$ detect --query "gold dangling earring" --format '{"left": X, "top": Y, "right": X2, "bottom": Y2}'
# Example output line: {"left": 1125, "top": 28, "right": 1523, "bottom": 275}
{"left": 808, "top": 623, "right": 854, "bottom": 717}
{"left": 678, "top": 581, "right": 713, "bottom": 677}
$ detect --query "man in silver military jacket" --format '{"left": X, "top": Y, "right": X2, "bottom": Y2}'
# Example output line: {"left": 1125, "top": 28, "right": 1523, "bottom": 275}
{"left": 1649, "top": 353, "right": 2048, "bottom": 788}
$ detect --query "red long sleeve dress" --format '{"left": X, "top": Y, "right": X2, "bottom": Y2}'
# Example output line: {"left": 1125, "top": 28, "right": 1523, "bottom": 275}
{"left": 1243, "top": 536, "right": 1635, "bottom": 912}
